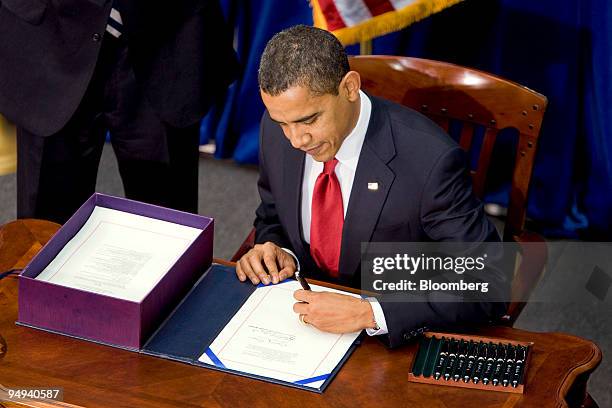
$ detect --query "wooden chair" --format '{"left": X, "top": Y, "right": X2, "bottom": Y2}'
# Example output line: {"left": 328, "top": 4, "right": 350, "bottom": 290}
{"left": 232, "top": 56, "right": 549, "bottom": 326}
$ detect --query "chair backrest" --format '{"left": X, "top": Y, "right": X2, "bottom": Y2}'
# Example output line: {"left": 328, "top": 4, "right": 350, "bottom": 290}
{"left": 349, "top": 55, "right": 548, "bottom": 242}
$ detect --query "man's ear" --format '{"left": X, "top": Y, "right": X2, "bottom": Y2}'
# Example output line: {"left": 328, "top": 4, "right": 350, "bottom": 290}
{"left": 340, "top": 71, "right": 361, "bottom": 102}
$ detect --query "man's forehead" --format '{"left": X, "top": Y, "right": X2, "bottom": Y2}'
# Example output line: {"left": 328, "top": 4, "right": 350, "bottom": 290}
{"left": 262, "top": 87, "right": 327, "bottom": 123}
{"left": 261, "top": 85, "right": 320, "bottom": 104}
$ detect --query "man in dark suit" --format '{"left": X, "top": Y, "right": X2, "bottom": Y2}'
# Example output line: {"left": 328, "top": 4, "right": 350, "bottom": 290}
{"left": 0, "top": 0, "right": 238, "bottom": 223}
{"left": 236, "top": 25, "right": 507, "bottom": 347}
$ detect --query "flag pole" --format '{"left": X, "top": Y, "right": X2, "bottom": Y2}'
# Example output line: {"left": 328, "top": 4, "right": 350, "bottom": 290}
{"left": 359, "top": 39, "right": 372, "bottom": 55}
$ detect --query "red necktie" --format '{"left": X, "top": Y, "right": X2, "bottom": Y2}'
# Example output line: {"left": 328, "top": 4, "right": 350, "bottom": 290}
{"left": 310, "top": 158, "right": 344, "bottom": 278}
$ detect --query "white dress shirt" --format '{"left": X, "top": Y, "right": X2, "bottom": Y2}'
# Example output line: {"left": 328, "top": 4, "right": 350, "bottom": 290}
{"left": 297, "top": 90, "right": 388, "bottom": 336}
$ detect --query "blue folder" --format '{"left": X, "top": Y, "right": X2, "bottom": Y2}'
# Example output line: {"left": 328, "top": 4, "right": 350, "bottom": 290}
{"left": 142, "top": 264, "right": 360, "bottom": 393}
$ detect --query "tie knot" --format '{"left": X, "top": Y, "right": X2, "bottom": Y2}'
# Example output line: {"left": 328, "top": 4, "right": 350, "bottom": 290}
{"left": 323, "top": 158, "right": 339, "bottom": 175}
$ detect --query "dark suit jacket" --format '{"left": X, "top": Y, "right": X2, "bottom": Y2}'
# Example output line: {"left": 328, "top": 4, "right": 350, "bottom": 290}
{"left": 255, "top": 95, "right": 509, "bottom": 348}
{"left": 0, "top": 0, "right": 238, "bottom": 136}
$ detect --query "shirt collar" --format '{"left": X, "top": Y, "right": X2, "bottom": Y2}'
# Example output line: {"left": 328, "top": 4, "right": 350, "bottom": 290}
{"left": 335, "top": 90, "right": 371, "bottom": 166}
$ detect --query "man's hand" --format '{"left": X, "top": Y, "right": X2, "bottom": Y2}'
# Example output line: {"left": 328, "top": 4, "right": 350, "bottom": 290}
{"left": 293, "top": 290, "right": 376, "bottom": 333}
{"left": 236, "top": 242, "right": 297, "bottom": 285}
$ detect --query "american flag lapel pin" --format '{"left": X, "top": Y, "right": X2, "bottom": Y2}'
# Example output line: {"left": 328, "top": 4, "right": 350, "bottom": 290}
{"left": 368, "top": 182, "right": 379, "bottom": 191}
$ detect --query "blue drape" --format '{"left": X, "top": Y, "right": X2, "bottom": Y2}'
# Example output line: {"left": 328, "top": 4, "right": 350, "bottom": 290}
{"left": 201, "top": 0, "right": 312, "bottom": 164}
{"left": 202, "top": 0, "right": 612, "bottom": 238}
{"left": 581, "top": 0, "right": 612, "bottom": 238}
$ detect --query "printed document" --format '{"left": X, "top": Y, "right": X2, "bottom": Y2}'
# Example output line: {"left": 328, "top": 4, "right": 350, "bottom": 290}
{"left": 36, "top": 206, "right": 201, "bottom": 301}
{"left": 198, "top": 281, "right": 361, "bottom": 390}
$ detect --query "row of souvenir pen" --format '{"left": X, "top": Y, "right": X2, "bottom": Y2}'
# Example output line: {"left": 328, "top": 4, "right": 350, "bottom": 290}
{"left": 411, "top": 336, "right": 529, "bottom": 388}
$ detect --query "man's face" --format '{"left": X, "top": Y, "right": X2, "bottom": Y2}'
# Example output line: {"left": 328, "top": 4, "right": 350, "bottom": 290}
{"left": 260, "top": 74, "right": 360, "bottom": 162}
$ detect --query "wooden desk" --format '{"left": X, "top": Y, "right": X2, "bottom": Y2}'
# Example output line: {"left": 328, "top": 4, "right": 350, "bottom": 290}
{"left": 0, "top": 220, "right": 602, "bottom": 408}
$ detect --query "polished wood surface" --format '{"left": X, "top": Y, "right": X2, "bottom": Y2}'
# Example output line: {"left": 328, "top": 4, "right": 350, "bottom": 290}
{"left": 0, "top": 220, "right": 602, "bottom": 408}
{"left": 0, "top": 273, "right": 602, "bottom": 408}
{"left": 0, "top": 219, "right": 61, "bottom": 275}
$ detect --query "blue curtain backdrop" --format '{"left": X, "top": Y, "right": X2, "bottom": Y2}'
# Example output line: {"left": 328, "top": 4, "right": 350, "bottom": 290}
{"left": 201, "top": 0, "right": 313, "bottom": 164}
{"left": 202, "top": 0, "right": 612, "bottom": 238}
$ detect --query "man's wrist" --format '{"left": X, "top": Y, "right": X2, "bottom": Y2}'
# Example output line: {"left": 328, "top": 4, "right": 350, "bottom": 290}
{"left": 365, "top": 298, "right": 388, "bottom": 336}
{"left": 360, "top": 299, "right": 378, "bottom": 330}
{"left": 280, "top": 247, "right": 300, "bottom": 272}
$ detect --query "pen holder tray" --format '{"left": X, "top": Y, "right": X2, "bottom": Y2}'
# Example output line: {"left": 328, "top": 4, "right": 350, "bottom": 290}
{"left": 408, "top": 332, "right": 533, "bottom": 394}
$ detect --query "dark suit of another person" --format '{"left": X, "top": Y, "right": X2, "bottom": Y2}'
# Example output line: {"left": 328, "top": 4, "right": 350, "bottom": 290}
{"left": 255, "top": 95, "right": 509, "bottom": 347}
{"left": 0, "top": 0, "right": 238, "bottom": 222}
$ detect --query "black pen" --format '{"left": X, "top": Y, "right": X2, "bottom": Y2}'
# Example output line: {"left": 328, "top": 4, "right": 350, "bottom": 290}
{"left": 502, "top": 345, "right": 516, "bottom": 387}
{"left": 492, "top": 343, "right": 507, "bottom": 386}
{"left": 463, "top": 341, "right": 477, "bottom": 383}
{"left": 512, "top": 345, "right": 527, "bottom": 388}
{"left": 453, "top": 340, "right": 468, "bottom": 382}
{"left": 295, "top": 270, "right": 311, "bottom": 291}
{"left": 472, "top": 341, "right": 487, "bottom": 384}
{"left": 444, "top": 339, "right": 459, "bottom": 381}
{"left": 482, "top": 342, "right": 497, "bottom": 385}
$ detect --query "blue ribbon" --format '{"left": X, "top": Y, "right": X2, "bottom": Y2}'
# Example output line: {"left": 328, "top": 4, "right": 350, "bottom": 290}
{"left": 204, "top": 348, "right": 226, "bottom": 369}
{"left": 205, "top": 345, "right": 329, "bottom": 388}
{"left": 293, "top": 373, "right": 331, "bottom": 385}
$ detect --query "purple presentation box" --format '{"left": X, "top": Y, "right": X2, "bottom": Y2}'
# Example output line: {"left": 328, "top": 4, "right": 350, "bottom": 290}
{"left": 17, "top": 193, "right": 214, "bottom": 350}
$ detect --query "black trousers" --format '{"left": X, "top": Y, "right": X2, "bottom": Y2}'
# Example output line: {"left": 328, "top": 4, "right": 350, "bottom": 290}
{"left": 17, "top": 35, "right": 199, "bottom": 224}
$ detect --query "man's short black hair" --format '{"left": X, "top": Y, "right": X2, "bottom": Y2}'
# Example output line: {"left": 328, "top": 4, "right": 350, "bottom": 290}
{"left": 258, "top": 25, "right": 350, "bottom": 96}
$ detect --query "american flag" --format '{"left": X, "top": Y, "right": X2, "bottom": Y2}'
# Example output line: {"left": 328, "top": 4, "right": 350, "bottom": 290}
{"left": 312, "top": 0, "right": 464, "bottom": 46}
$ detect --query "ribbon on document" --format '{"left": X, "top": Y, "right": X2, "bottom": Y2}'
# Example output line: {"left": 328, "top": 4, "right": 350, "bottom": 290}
{"left": 293, "top": 373, "right": 331, "bottom": 385}
{"left": 204, "top": 348, "right": 226, "bottom": 369}
{"left": 205, "top": 346, "right": 331, "bottom": 388}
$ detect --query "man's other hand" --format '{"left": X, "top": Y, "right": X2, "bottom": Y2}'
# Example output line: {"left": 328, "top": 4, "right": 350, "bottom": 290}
{"left": 293, "top": 290, "right": 376, "bottom": 333}
{"left": 236, "top": 242, "right": 297, "bottom": 285}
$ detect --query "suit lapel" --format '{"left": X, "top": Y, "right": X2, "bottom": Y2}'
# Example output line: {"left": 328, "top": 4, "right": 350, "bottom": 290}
{"left": 282, "top": 143, "right": 307, "bottom": 261}
{"left": 339, "top": 97, "right": 396, "bottom": 282}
